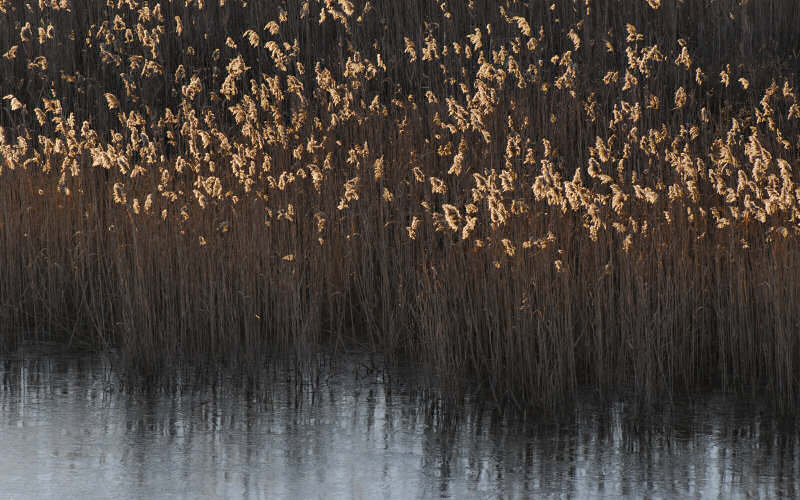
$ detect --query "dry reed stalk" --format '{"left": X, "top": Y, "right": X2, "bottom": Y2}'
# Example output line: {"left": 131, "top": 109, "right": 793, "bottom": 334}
{"left": 1, "top": 0, "right": 799, "bottom": 410}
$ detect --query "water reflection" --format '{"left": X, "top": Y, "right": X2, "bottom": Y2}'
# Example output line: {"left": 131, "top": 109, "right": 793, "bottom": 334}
{"left": 0, "top": 350, "right": 798, "bottom": 499}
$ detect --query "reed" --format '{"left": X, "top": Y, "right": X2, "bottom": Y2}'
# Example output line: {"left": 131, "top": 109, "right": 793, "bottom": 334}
{"left": 1, "top": 0, "right": 800, "bottom": 410}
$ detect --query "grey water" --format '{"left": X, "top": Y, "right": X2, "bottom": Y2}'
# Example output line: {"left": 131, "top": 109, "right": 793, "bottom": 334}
{"left": 0, "top": 348, "right": 798, "bottom": 499}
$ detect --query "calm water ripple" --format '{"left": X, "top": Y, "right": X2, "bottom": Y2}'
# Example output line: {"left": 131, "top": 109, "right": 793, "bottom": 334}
{"left": 0, "top": 350, "right": 797, "bottom": 499}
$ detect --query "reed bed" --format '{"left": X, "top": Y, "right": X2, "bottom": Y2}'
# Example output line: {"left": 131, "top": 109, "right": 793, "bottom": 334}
{"left": 2, "top": 0, "right": 800, "bottom": 409}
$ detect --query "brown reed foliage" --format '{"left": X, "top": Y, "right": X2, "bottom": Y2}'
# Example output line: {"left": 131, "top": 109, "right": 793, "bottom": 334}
{"left": 2, "top": 0, "right": 800, "bottom": 409}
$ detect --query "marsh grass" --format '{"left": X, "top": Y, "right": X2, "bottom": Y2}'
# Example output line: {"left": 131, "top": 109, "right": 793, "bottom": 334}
{"left": 2, "top": 0, "right": 800, "bottom": 410}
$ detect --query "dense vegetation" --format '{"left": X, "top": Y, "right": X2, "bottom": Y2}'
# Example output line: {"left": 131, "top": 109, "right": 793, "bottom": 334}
{"left": 2, "top": 0, "right": 800, "bottom": 409}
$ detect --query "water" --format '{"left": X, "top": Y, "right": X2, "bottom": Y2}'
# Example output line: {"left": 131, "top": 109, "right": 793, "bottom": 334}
{"left": 0, "top": 348, "right": 798, "bottom": 499}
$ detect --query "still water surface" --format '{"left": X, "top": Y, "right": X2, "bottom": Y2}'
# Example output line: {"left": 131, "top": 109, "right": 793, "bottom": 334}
{"left": 0, "top": 348, "right": 798, "bottom": 499}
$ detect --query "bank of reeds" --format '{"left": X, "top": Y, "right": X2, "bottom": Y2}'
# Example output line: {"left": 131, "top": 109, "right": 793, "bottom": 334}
{"left": 2, "top": 0, "right": 800, "bottom": 409}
